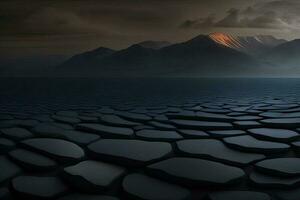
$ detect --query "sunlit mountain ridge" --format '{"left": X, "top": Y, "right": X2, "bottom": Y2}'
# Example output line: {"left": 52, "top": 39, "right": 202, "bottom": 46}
{"left": 209, "top": 32, "right": 286, "bottom": 56}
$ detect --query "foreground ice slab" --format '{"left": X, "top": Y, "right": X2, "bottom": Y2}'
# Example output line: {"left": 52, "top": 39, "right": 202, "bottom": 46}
{"left": 1, "top": 96, "right": 300, "bottom": 199}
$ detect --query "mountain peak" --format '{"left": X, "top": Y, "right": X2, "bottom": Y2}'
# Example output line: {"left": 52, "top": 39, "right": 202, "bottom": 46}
{"left": 208, "top": 32, "right": 287, "bottom": 56}
{"left": 209, "top": 32, "right": 244, "bottom": 49}
{"left": 209, "top": 32, "right": 231, "bottom": 38}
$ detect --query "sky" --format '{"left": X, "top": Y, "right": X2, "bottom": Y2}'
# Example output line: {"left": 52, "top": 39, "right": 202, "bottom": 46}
{"left": 1, "top": 0, "right": 300, "bottom": 57}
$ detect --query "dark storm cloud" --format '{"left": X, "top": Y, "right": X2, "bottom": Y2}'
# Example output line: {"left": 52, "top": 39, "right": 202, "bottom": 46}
{"left": 1, "top": 0, "right": 261, "bottom": 37}
{"left": 180, "top": 0, "right": 297, "bottom": 30}
{"left": 1, "top": 0, "right": 299, "bottom": 57}
{"left": 180, "top": 15, "right": 215, "bottom": 29}
{"left": 215, "top": 8, "right": 289, "bottom": 29}
{"left": 22, "top": 7, "right": 114, "bottom": 36}
{"left": 0, "top": 0, "right": 181, "bottom": 36}
{"left": 0, "top": 0, "right": 188, "bottom": 54}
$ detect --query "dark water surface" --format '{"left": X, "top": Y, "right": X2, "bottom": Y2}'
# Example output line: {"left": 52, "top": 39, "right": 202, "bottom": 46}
{"left": 1, "top": 78, "right": 300, "bottom": 113}
{"left": 2, "top": 78, "right": 300, "bottom": 200}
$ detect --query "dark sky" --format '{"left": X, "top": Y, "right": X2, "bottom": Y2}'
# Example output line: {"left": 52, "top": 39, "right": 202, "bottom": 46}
{"left": 1, "top": 0, "right": 300, "bottom": 57}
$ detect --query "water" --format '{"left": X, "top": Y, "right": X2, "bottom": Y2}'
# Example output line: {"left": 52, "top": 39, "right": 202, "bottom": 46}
{"left": 1, "top": 78, "right": 300, "bottom": 199}
{"left": 0, "top": 78, "right": 300, "bottom": 113}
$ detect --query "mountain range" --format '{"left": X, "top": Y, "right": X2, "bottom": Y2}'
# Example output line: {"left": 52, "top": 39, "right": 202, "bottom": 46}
{"left": 56, "top": 32, "right": 300, "bottom": 77}
{"left": 3, "top": 32, "right": 300, "bottom": 77}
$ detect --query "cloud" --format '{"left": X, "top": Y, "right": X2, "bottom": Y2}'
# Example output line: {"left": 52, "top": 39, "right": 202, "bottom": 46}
{"left": 22, "top": 7, "right": 113, "bottom": 36}
{"left": 179, "top": 15, "right": 215, "bottom": 29}
{"left": 180, "top": 0, "right": 299, "bottom": 30}
{"left": 216, "top": 9, "right": 291, "bottom": 29}
{"left": 1, "top": 0, "right": 299, "bottom": 56}
{"left": 242, "top": 12, "right": 291, "bottom": 29}
{"left": 215, "top": 8, "right": 240, "bottom": 27}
